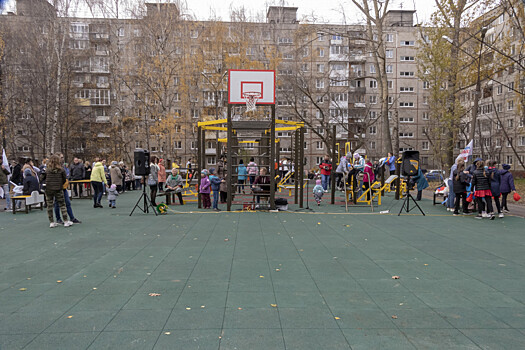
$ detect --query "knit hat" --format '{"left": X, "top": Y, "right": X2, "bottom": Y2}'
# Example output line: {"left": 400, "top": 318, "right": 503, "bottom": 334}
{"left": 502, "top": 164, "right": 511, "bottom": 170}
{"left": 111, "top": 161, "right": 118, "bottom": 166}
{"left": 23, "top": 168, "right": 32, "bottom": 176}
{"left": 201, "top": 169, "right": 208, "bottom": 176}
{"left": 316, "top": 179, "right": 322, "bottom": 185}
{"left": 354, "top": 152, "right": 360, "bottom": 159}
{"left": 473, "top": 157, "right": 483, "bottom": 164}
{"left": 209, "top": 167, "right": 216, "bottom": 174}
{"left": 110, "top": 184, "right": 117, "bottom": 189}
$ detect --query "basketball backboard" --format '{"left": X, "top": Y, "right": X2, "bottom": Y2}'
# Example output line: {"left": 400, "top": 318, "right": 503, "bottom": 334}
{"left": 228, "top": 70, "right": 275, "bottom": 105}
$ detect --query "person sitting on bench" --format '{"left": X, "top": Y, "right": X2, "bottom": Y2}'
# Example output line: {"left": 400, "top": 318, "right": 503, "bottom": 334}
{"left": 22, "top": 168, "right": 40, "bottom": 195}
{"left": 165, "top": 168, "right": 184, "bottom": 205}
{"left": 252, "top": 167, "right": 270, "bottom": 204}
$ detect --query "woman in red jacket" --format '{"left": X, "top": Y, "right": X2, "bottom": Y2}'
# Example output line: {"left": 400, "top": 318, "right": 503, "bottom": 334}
{"left": 319, "top": 155, "right": 332, "bottom": 192}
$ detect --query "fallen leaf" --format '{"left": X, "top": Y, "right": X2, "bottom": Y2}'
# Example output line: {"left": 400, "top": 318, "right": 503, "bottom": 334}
{"left": 149, "top": 293, "right": 161, "bottom": 297}
{"left": 270, "top": 304, "right": 277, "bottom": 308}
{"left": 275, "top": 269, "right": 281, "bottom": 272}
{"left": 224, "top": 239, "right": 229, "bottom": 241}
{"left": 56, "top": 280, "right": 62, "bottom": 283}
{"left": 238, "top": 307, "right": 243, "bottom": 310}
{"left": 391, "top": 315, "right": 398, "bottom": 319}
{"left": 27, "top": 277, "right": 31, "bottom": 280}
{"left": 67, "top": 315, "right": 73, "bottom": 319}
{"left": 164, "top": 332, "right": 171, "bottom": 335}
{"left": 392, "top": 276, "right": 400, "bottom": 279}
{"left": 424, "top": 264, "right": 428, "bottom": 266}
{"left": 201, "top": 305, "right": 205, "bottom": 308}
{"left": 83, "top": 275, "right": 87, "bottom": 278}
{"left": 334, "top": 317, "right": 341, "bottom": 320}
{"left": 259, "top": 275, "right": 264, "bottom": 278}
{"left": 344, "top": 225, "right": 350, "bottom": 227}
{"left": 317, "top": 222, "right": 321, "bottom": 225}
{"left": 399, "top": 303, "right": 404, "bottom": 306}
{"left": 186, "top": 307, "right": 191, "bottom": 310}
{"left": 93, "top": 287, "right": 97, "bottom": 290}
{"left": 19, "top": 288, "right": 27, "bottom": 291}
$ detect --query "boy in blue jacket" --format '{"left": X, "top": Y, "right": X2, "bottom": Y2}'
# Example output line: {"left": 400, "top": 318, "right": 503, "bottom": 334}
{"left": 209, "top": 168, "right": 224, "bottom": 211}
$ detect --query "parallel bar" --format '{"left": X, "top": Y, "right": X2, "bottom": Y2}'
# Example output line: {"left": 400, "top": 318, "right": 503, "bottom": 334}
{"left": 299, "top": 127, "right": 304, "bottom": 208}
{"left": 275, "top": 126, "right": 301, "bottom": 132}
{"left": 197, "top": 118, "right": 227, "bottom": 127}
{"left": 275, "top": 119, "right": 305, "bottom": 126}
{"left": 331, "top": 125, "right": 336, "bottom": 205}
{"left": 202, "top": 126, "right": 228, "bottom": 131}
{"left": 294, "top": 129, "right": 299, "bottom": 205}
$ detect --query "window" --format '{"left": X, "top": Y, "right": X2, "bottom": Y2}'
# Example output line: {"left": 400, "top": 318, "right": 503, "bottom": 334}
{"left": 70, "top": 23, "right": 89, "bottom": 34}
{"left": 316, "top": 79, "right": 325, "bottom": 89}
{"left": 174, "top": 141, "right": 182, "bottom": 149}
{"left": 388, "top": 96, "right": 394, "bottom": 104}
{"left": 400, "top": 87, "right": 414, "bottom": 92}
{"left": 399, "top": 132, "right": 414, "bottom": 138}
{"left": 518, "top": 136, "right": 525, "bottom": 146}
{"left": 506, "top": 155, "right": 513, "bottom": 164}
{"left": 386, "top": 49, "right": 393, "bottom": 58}
{"left": 190, "top": 30, "right": 199, "bottom": 38}
{"left": 369, "top": 111, "right": 377, "bottom": 119}
{"left": 507, "top": 100, "right": 514, "bottom": 110}
{"left": 423, "top": 96, "right": 429, "bottom": 105}
{"left": 497, "top": 85, "right": 503, "bottom": 95}
{"left": 507, "top": 138, "right": 513, "bottom": 147}
{"left": 369, "top": 80, "right": 377, "bottom": 88}
{"left": 508, "top": 82, "right": 514, "bottom": 92}
{"left": 117, "top": 27, "right": 125, "bottom": 37}
{"left": 207, "top": 157, "right": 216, "bottom": 165}
{"left": 400, "top": 71, "right": 415, "bottom": 77}
{"left": 423, "top": 81, "right": 430, "bottom": 89}
{"left": 369, "top": 126, "right": 377, "bottom": 134}
{"left": 190, "top": 141, "right": 197, "bottom": 150}
{"left": 283, "top": 53, "right": 293, "bottom": 59}
{"left": 70, "top": 40, "right": 88, "bottom": 49}
{"left": 400, "top": 40, "right": 415, "bottom": 46}
{"left": 507, "top": 119, "right": 514, "bottom": 128}
{"left": 386, "top": 65, "right": 393, "bottom": 73}
{"left": 278, "top": 37, "right": 293, "bottom": 44}
{"left": 400, "top": 117, "right": 414, "bottom": 123}
{"left": 317, "top": 33, "right": 325, "bottom": 41}
{"left": 369, "top": 141, "right": 376, "bottom": 150}
{"left": 369, "top": 95, "right": 377, "bottom": 104}
{"left": 422, "top": 141, "right": 429, "bottom": 150}
{"left": 370, "top": 64, "right": 376, "bottom": 74}
{"left": 331, "top": 46, "right": 348, "bottom": 55}
{"left": 400, "top": 56, "right": 415, "bottom": 61}
{"left": 316, "top": 157, "right": 323, "bottom": 165}
{"left": 316, "top": 141, "right": 324, "bottom": 150}
{"left": 388, "top": 80, "right": 393, "bottom": 89}
{"left": 317, "top": 64, "right": 325, "bottom": 73}
{"left": 191, "top": 109, "right": 199, "bottom": 118}
{"left": 318, "top": 48, "right": 325, "bottom": 57}
{"left": 399, "top": 102, "right": 414, "bottom": 107}
{"left": 386, "top": 33, "right": 394, "bottom": 42}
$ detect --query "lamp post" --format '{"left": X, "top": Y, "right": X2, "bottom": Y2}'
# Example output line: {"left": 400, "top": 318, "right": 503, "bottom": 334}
{"left": 443, "top": 26, "right": 487, "bottom": 155}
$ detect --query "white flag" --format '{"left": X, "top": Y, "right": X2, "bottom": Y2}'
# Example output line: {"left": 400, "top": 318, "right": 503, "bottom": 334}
{"left": 458, "top": 140, "right": 473, "bottom": 162}
{"left": 2, "top": 149, "right": 10, "bottom": 174}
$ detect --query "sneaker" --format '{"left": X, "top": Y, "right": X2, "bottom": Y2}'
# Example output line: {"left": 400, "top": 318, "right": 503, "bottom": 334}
{"left": 482, "top": 212, "right": 490, "bottom": 218}
{"left": 498, "top": 213, "right": 504, "bottom": 218}
{"left": 453, "top": 213, "right": 459, "bottom": 216}
{"left": 64, "top": 221, "right": 73, "bottom": 227}
{"left": 50, "top": 222, "right": 58, "bottom": 228}
{"left": 475, "top": 215, "right": 483, "bottom": 219}
{"left": 214, "top": 208, "right": 221, "bottom": 211}
{"left": 112, "top": 206, "right": 116, "bottom": 209}
{"left": 489, "top": 215, "right": 495, "bottom": 220}
{"left": 56, "top": 220, "right": 64, "bottom": 225}
{"left": 503, "top": 209, "right": 510, "bottom": 213}
{"left": 72, "top": 219, "right": 82, "bottom": 224}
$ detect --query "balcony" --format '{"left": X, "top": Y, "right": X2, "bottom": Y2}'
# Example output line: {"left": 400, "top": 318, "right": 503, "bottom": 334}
{"left": 205, "top": 148, "right": 216, "bottom": 155}
{"left": 354, "top": 102, "right": 366, "bottom": 108}
{"left": 95, "top": 116, "right": 110, "bottom": 123}
{"left": 349, "top": 87, "right": 366, "bottom": 94}
{"left": 90, "top": 33, "right": 110, "bottom": 41}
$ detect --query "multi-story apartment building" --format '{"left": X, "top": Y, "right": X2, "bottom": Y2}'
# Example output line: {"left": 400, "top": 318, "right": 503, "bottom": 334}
{"left": 2, "top": 0, "right": 522, "bottom": 171}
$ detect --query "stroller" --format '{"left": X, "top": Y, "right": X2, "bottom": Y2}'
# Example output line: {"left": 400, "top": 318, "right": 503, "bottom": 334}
{"left": 433, "top": 180, "right": 449, "bottom": 206}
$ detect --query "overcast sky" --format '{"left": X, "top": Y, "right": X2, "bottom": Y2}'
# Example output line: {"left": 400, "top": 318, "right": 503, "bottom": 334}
{"left": 2, "top": 0, "right": 438, "bottom": 24}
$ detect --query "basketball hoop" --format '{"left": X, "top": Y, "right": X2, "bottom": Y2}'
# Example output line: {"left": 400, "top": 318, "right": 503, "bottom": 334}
{"left": 242, "top": 92, "right": 261, "bottom": 113}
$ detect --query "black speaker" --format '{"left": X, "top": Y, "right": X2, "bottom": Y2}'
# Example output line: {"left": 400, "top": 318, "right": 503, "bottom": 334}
{"left": 401, "top": 150, "right": 419, "bottom": 176}
{"left": 134, "top": 149, "right": 150, "bottom": 176}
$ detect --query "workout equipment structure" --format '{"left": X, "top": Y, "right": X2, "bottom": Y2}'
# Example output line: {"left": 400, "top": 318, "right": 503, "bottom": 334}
{"left": 196, "top": 69, "right": 305, "bottom": 211}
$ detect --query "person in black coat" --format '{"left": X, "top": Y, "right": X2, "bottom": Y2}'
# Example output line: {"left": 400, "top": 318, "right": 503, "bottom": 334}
{"left": 471, "top": 160, "right": 494, "bottom": 219}
{"left": 22, "top": 168, "right": 40, "bottom": 195}
{"left": 452, "top": 160, "right": 471, "bottom": 215}
{"left": 11, "top": 158, "right": 23, "bottom": 185}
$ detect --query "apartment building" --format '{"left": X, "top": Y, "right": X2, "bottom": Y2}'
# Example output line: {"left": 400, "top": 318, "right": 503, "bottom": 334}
{"left": 2, "top": 0, "right": 483, "bottom": 171}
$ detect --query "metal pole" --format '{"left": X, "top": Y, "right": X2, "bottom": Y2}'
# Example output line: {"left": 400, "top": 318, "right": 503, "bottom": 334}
{"left": 227, "top": 104, "right": 232, "bottom": 211}
{"left": 331, "top": 125, "right": 336, "bottom": 205}
{"left": 294, "top": 130, "right": 299, "bottom": 204}
{"left": 299, "top": 127, "right": 304, "bottom": 208}
{"left": 270, "top": 105, "right": 276, "bottom": 210}
{"left": 197, "top": 126, "right": 202, "bottom": 208}
{"left": 395, "top": 158, "right": 401, "bottom": 200}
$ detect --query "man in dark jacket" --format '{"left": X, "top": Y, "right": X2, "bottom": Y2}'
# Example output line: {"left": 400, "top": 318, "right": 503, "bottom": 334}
{"left": 22, "top": 168, "right": 40, "bottom": 195}
{"left": 11, "top": 158, "right": 23, "bottom": 185}
{"left": 69, "top": 157, "right": 85, "bottom": 197}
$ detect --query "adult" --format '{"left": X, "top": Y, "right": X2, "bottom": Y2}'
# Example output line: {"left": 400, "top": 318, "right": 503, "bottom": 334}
{"left": 487, "top": 160, "right": 503, "bottom": 218}
{"left": 158, "top": 158, "right": 167, "bottom": 192}
{"left": 237, "top": 159, "right": 247, "bottom": 194}
{"left": 70, "top": 157, "right": 85, "bottom": 197}
{"left": 54, "top": 153, "right": 82, "bottom": 225}
{"left": 124, "top": 165, "right": 132, "bottom": 191}
{"left": 22, "top": 158, "right": 38, "bottom": 179}
{"left": 319, "top": 155, "right": 332, "bottom": 192}
{"left": 348, "top": 152, "right": 365, "bottom": 191}
{"left": 90, "top": 160, "right": 107, "bottom": 208}
{"left": 109, "top": 161, "right": 123, "bottom": 192}
{"left": 132, "top": 164, "right": 142, "bottom": 190}
{"left": 147, "top": 156, "right": 160, "bottom": 206}
{"left": 499, "top": 164, "right": 516, "bottom": 213}
{"left": 165, "top": 168, "right": 184, "bottom": 205}
{"left": 247, "top": 157, "right": 258, "bottom": 185}
{"left": 22, "top": 168, "right": 39, "bottom": 195}
{"left": 0, "top": 160, "right": 11, "bottom": 211}
{"left": 119, "top": 161, "right": 127, "bottom": 192}
{"left": 252, "top": 167, "right": 270, "bottom": 204}
{"left": 411, "top": 167, "right": 429, "bottom": 201}
{"left": 11, "top": 158, "right": 23, "bottom": 185}
{"left": 452, "top": 159, "right": 471, "bottom": 215}
{"left": 385, "top": 152, "right": 396, "bottom": 178}
{"left": 43, "top": 155, "right": 71, "bottom": 227}
{"left": 335, "top": 152, "right": 350, "bottom": 190}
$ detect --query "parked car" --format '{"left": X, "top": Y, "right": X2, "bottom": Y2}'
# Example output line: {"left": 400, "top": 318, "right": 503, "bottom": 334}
{"left": 425, "top": 169, "right": 444, "bottom": 182}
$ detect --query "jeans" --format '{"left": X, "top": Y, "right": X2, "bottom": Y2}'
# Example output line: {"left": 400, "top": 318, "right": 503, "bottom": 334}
{"left": 134, "top": 179, "right": 142, "bottom": 190}
{"left": 109, "top": 199, "right": 116, "bottom": 207}
{"left": 321, "top": 174, "right": 330, "bottom": 191}
{"left": 447, "top": 179, "right": 455, "bottom": 208}
{"left": 2, "top": 184, "right": 11, "bottom": 209}
{"left": 238, "top": 179, "right": 245, "bottom": 192}
{"left": 212, "top": 190, "right": 219, "bottom": 209}
{"left": 92, "top": 181, "right": 104, "bottom": 205}
{"left": 249, "top": 175, "right": 256, "bottom": 185}
{"left": 54, "top": 189, "right": 75, "bottom": 221}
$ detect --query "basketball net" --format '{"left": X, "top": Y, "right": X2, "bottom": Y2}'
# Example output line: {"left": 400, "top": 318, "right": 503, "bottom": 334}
{"left": 243, "top": 92, "right": 261, "bottom": 113}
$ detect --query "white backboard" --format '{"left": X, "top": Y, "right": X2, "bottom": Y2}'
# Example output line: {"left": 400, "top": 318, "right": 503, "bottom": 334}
{"left": 228, "top": 70, "right": 275, "bottom": 105}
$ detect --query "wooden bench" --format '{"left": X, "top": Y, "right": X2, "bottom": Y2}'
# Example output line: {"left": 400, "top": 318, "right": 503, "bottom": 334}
{"left": 11, "top": 191, "right": 45, "bottom": 214}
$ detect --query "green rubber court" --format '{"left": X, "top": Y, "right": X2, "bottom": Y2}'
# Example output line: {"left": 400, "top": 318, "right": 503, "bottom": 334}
{"left": 1, "top": 191, "right": 525, "bottom": 349}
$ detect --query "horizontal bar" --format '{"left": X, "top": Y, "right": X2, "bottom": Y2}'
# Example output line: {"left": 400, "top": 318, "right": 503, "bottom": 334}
{"left": 198, "top": 118, "right": 227, "bottom": 127}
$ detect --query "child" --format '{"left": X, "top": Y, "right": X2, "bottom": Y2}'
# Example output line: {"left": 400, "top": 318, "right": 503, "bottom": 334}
{"left": 237, "top": 160, "right": 247, "bottom": 194}
{"left": 313, "top": 179, "right": 324, "bottom": 206}
{"left": 363, "top": 160, "right": 375, "bottom": 200}
{"left": 199, "top": 169, "right": 211, "bottom": 209}
{"left": 471, "top": 160, "right": 495, "bottom": 220}
{"left": 107, "top": 184, "right": 119, "bottom": 208}
{"left": 208, "top": 168, "right": 224, "bottom": 211}
{"left": 499, "top": 164, "right": 516, "bottom": 213}
{"left": 452, "top": 159, "right": 471, "bottom": 216}
{"left": 487, "top": 160, "right": 503, "bottom": 218}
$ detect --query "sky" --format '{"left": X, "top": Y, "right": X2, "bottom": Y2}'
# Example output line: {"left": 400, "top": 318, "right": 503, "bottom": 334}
{"left": 1, "top": 0, "right": 438, "bottom": 24}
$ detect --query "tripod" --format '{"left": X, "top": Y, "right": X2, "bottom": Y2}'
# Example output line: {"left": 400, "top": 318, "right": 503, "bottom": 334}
{"left": 130, "top": 176, "right": 158, "bottom": 216}
{"left": 398, "top": 177, "right": 425, "bottom": 216}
